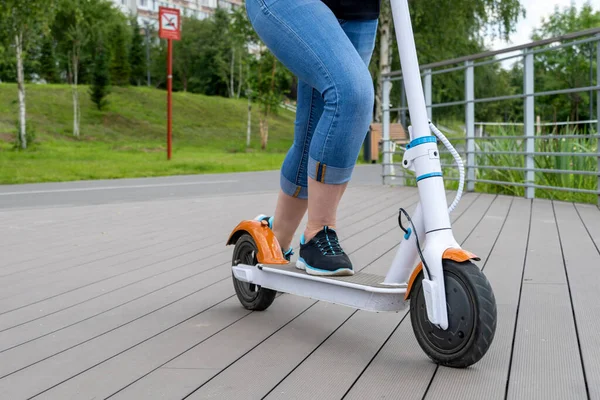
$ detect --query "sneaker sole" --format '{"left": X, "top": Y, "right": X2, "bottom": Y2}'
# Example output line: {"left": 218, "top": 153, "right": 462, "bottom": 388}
{"left": 296, "top": 258, "right": 354, "bottom": 277}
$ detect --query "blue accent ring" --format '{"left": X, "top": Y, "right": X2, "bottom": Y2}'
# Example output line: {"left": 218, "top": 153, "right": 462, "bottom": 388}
{"left": 404, "top": 227, "right": 412, "bottom": 240}
{"left": 416, "top": 172, "right": 443, "bottom": 182}
{"left": 406, "top": 136, "right": 436, "bottom": 149}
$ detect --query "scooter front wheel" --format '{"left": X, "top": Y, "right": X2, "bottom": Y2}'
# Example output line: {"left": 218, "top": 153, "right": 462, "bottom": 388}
{"left": 232, "top": 233, "right": 277, "bottom": 311}
{"left": 410, "top": 259, "right": 497, "bottom": 368}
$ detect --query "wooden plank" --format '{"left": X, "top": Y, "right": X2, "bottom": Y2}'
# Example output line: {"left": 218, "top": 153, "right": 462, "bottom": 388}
{"left": 0, "top": 188, "right": 412, "bottom": 398}
{"left": 1, "top": 186, "right": 376, "bottom": 276}
{"left": 575, "top": 203, "right": 600, "bottom": 252}
{"left": 0, "top": 277, "right": 234, "bottom": 399}
{"left": 43, "top": 295, "right": 316, "bottom": 400}
{"left": 0, "top": 189, "right": 413, "bottom": 349}
{"left": 425, "top": 197, "right": 531, "bottom": 399}
{"left": 344, "top": 195, "right": 509, "bottom": 399}
{"left": 241, "top": 194, "right": 492, "bottom": 400}
{"left": 0, "top": 193, "right": 276, "bottom": 277}
{"left": 105, "top": 207, "right": 412, "bottom": 399}
{"left": 507, "top": 199, "right": 587, "bottom": 400}
{"left": 0, "top": 187, "right": 391, "bottom": 333}
{"left": 554, "top": 201, "right": 600, "bottom": 399}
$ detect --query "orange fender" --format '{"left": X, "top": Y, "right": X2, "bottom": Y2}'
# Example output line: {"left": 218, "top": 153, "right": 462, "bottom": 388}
{"left": 226, "top": 220, "right": 288, "bottom": 265}
{"left": 404, "top": 248, "right": 480, "bottom": 300}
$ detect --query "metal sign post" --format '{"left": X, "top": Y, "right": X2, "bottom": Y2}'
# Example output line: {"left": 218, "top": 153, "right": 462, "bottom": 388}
{"left": 158, "top": 7, "right": 181, "bottom": 160}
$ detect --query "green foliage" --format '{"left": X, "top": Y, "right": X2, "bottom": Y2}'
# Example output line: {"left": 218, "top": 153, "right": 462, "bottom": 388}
{"left": 0, "top": 0, "right": 56, "bottom": 51}
{"left": 129, "top": 17, "right": 145, "bottom": 86}
{"left": 89, "top": 39, "right": 110, "bottom": 110}
{"left": 39, "top": 38, "right": 59, "bottom": 83}
{"left": 51, "top": 0, "right": 130, "bottom": 85}
{"left": 252, "top": 51, "right": 292, "bottom": 117}
{"left": 109, "top": 23, "right": 130, "bottom": 86}
{"left": 13, "top": 118, "right": 36, "bottom": 149}
{"left": 375, "top": 0, "right": 525, "bottom": 125}
{"left": 531, "top": 4, "right": 600, "bottom": 124}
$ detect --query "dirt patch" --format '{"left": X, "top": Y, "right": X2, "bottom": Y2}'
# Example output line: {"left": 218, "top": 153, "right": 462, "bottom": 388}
{"left": 113, "top": 146, "right": 164, "bottom": 153}
{"left": 0, "top": 133, "right": 14, "bottom": 143}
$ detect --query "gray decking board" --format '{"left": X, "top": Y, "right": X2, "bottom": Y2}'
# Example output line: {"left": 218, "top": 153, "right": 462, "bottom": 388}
{"left": 343, "top": 194, "right": 511, "bottom": 400}
{"left": 424, "top": 197, "right": 530, "bottom": 400}
{"left": 103, "top": 199, "right": 417, "bottom": 399}
{"left": 554, "top": 201, "right": 599, "bottom": 399}
{"left": 0, "top": 189, "right": 410, "bottom": 350}
{"left": 0, "top": 188, "right": 403, "bottom": 398}
{"left": 0, "top": 188, "right": 398, "bottom": 334}
{"left": 507, "top": 199, "right": 588, "bottom": 400}
{"left": 575, "top": 203, "right": 600, "bottom": 253}
{"left": 0, "top": 183, "right": 596, "bottom": 399}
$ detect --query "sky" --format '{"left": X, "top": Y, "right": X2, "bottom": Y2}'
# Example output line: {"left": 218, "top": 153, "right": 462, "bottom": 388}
{"left": 486, "top": 0, "right": 593, "bottom": 51}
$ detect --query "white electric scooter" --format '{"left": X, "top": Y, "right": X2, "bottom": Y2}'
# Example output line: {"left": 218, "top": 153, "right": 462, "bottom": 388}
{"left": 226, "top": 0, "right": 497, "bottom": 368}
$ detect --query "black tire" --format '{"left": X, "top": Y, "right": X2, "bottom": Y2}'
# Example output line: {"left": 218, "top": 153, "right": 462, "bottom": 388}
{"left": 232, "top": 233, "right": 277, "bottom": 311}
{"left": 410, "top": 259, "right": 497, "bottom": 368}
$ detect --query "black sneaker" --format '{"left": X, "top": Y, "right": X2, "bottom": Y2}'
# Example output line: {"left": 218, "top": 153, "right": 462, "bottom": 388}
{"left": 296, "top": 226, "right": 353, "bottom": 276}
{"left": 255, "top": 214, "right": 294, "bottom": 262}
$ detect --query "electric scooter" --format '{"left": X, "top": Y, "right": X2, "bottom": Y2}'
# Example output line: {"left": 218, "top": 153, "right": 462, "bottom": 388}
{"left": 226, "top": 0, "right": 497, "bottom": 368}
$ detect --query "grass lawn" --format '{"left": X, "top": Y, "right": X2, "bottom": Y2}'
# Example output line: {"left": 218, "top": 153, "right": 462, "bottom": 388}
{"left": 0, "top": 84, "right": 298, "bottom": 184}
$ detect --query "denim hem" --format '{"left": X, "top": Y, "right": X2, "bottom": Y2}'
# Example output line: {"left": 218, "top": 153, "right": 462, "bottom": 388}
{"left": 307, "top": 157, "right": 353, "bottom": 185}
{"left": 280, "top": 173, "right": 308, "bottom": 199}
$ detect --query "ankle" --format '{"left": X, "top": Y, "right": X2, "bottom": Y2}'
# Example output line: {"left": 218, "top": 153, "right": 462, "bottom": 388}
{"left": 272, "top": 227, "right": 292, "bottom": 250}
{"left": 303, "top": 224, "right": 336, "bottom": 244}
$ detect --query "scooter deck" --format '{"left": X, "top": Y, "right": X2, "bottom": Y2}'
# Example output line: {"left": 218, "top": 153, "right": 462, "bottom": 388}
{"left": 232, "top": 262, "right": 409, "bottom": 312}
{"left": 264, "top": 263, "right": 407, "bottom": 290}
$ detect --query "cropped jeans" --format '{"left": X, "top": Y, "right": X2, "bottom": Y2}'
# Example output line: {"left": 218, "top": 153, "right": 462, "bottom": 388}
{"left": 246, "top": 0, "right": 378, "bottom": 199}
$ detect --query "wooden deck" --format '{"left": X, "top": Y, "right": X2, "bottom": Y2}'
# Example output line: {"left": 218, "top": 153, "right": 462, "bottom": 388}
{"left": 1, "top": 185, "right": 599, "bottom": 400}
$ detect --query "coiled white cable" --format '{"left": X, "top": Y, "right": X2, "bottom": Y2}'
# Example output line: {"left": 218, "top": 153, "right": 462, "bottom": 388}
{"left": 428, "top": 122, "right": 464, "bottom": 213}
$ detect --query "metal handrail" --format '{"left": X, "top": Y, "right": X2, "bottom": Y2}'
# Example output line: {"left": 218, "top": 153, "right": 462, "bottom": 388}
{"left": 379, "top": 28, "right": 600, "bottom": 204}
{"left": 383, "top": 26, "right": 600, "bottom": 77}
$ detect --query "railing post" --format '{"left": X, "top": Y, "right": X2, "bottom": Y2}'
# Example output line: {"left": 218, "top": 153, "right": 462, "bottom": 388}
{"left": 424, "top": 68, "right": 432, "bottom": 121}
{"left": 465, "top": 61, "right": 475, "bottom": 192}
{"left": 382, "top": 77, "right": 393, "bottom": 185}
{"left": 524, "top": 49, "right": 535, "bottom": 199}
{"left": 596, "top": 34, "right": 599, "bottom": 205}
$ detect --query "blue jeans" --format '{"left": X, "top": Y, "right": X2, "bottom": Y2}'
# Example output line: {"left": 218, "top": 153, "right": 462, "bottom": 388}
{"left": 246, "top": 0, "right": 378, "bottom": 199}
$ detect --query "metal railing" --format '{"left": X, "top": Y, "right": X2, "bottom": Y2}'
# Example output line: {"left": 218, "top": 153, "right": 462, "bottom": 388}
{"left": 381, "top": 28, "right": 600, "bottom": 205}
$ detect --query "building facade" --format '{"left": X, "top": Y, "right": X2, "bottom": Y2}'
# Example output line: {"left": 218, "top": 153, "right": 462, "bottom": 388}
{"left": 109, "top": 0, "right": 243, "bottom": 28}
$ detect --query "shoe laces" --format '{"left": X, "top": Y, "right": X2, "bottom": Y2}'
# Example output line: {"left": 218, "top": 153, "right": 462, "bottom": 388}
{"left": 314, "top": 227, "right": 344, "bottom": 256}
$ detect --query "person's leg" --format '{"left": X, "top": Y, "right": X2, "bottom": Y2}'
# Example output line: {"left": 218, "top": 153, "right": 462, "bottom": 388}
{"left": 270, "top": 81, "right": 324, "bottom": 250}
{"left": 304, "top": 18, "right": 378, "bottom": 243}
{"left": 245, "top": 0, "right": 377, "bottom": 274}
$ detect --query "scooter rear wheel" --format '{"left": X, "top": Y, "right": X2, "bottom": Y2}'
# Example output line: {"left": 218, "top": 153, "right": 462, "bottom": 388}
{"left": 410, "top": 259, "right": 497, "bottom": 368}
{"left": 232, "top": 233, "right": 277, "bottom": 311}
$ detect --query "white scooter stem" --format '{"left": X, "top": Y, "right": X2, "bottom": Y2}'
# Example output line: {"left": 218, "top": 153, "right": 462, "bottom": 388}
{"left": 388, "top": 0, "right": 462, "bottom": 329}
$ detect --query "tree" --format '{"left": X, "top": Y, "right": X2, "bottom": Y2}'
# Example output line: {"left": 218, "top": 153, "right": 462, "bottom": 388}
{"left": 90, "top": 38, "right": 110, "bottom": 110}
{"left": 66, "top": 5, "right": 88, "bottom": 138}
{"left": 531, "top": 4, "right": 600, "bottom": 125}
{"left": 253, "top": 50, "right": 293, "bottom": 149}
{"left": 129, "top": 17, "right": 145, "bottom": 86}
{"left": 110, "top": 23, "right": 130, "bottom": 86}
{"left": 0, "top": 0, "right": 56, "bottom": 149}
{"left": 173, "top": 17, "right": 203, "bottom": 92}
{"left": 39, "top": 38, "right": 59, "bottom": 83}
{"left": 371, "top": 0, "right": 525, "bottom": 124}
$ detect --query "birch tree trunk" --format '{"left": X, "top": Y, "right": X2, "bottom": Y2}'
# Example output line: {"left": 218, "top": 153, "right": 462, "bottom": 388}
{"left": 72, "top": 51, "right": 80, "bottom": 137}
{"left": 375, "top": 2, "right": 392, "bottom": 123}
{"left": 246, "top": 91, "right": 251, "bottom": 147}
{"left": 15, "top": 32, "right": 27, "bottom": 149}
{"left": 230, "top": 48, "right": 235, "bottom": 98}
{"left": 260, "top": 58, "right": 277, "bottom": 150}
{"left": 259, "top": 118, "right": 268, "bottom": 150}
{"left": 236, "top": 55, "right": 243, "bottom": 99}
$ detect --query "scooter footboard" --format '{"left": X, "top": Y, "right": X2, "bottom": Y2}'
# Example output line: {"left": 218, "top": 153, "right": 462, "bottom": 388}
{"left": 233, "top": 263, "right": 409, "bottom": 312}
